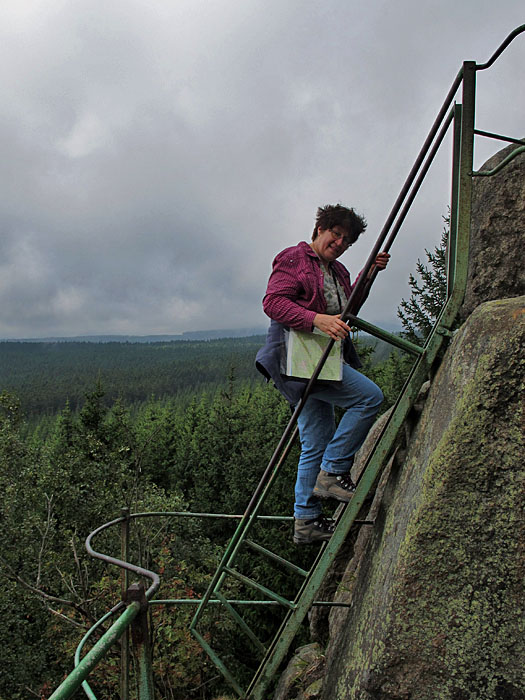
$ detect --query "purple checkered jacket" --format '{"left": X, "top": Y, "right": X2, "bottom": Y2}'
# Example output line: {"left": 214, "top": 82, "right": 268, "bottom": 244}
{"left": 262, "top": 241, "right": 363, "bottom": 329}
{"left": 256, "top": 241, "right": 364, "bottom": 404}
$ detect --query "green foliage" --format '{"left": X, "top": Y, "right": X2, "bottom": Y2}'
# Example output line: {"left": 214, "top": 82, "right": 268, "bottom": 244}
{"left": 397, "top": 224, "right": 448, "bottom": 344}
{"left": 369, "top": 350, "right": 413, "bottom": 410}
{"left": 0, "top": 385, "right": 222, "bottom": 698}
{"left": 0, "top": 368, "right": 318, "bottom": 698}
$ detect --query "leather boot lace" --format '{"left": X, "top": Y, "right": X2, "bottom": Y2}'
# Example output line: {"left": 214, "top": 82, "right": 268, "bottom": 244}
{"left": 336, "top": 473, "right": 356, "bottom": 492}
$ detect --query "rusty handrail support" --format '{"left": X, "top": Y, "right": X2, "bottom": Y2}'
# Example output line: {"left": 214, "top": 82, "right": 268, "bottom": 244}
{"left": 126, "top": 583, "right": 155, "bottom": 699}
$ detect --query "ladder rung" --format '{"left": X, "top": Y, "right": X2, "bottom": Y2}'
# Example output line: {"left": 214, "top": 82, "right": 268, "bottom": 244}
{"left": 223, "top": 567, "right": 296, "bottom": 610}
{"left": 244, "top": 540, "right": 309, "bottom": 577}
{"left": 214, "top": 590, "right": 267, "bottom": 656}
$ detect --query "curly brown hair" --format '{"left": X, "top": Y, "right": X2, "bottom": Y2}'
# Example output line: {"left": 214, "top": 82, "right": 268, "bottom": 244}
{"left": 312, "top": 204, "right": 367, "bottom": 243}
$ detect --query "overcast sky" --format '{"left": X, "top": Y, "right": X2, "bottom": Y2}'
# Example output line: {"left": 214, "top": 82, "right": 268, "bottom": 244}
{"left": 1, "top": 1, "right": 523, "bottom": 339}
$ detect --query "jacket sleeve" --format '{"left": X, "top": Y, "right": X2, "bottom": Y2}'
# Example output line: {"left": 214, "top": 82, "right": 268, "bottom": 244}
{"left": 262, "top": 250, "right": 318, "bottom": 331}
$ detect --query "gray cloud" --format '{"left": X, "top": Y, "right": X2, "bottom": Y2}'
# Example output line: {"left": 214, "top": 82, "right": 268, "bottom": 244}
{"left": 1, "top": 0, "right": 524, "bottom": 338}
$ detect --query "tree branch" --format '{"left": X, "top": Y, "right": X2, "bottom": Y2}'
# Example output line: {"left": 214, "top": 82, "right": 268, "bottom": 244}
{"left": 35, "top": 492, "right": 55, "bottom": 589}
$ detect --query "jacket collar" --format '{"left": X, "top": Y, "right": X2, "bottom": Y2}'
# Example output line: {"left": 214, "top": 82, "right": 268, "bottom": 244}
{"left": 299, "top": 240, "right": 317, "bottom": 257}
{"left": 299, "top": 240, "right": 345, "bottom": 273}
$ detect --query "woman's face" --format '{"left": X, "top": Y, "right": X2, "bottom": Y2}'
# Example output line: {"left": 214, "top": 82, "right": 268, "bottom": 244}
{"left": 311, "top": 226, "right": 352, "bottom": 263}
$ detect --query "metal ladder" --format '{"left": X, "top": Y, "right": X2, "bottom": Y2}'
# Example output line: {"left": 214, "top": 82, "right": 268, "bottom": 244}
{"left": 189, "top": 27, "right": 525, "bottom": 700}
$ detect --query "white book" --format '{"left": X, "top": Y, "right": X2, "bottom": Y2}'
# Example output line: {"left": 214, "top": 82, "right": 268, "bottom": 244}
{"left": 283, "top": 327, "right": 343, "bottom": 382}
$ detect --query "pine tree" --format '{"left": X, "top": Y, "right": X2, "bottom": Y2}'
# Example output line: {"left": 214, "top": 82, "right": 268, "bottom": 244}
{"left": 397, "top": 222, "right": 448, "bottom": 344}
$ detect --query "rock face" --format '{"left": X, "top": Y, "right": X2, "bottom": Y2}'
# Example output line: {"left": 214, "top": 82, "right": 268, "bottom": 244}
{"left": 318, "top": 295, "right": 525, "bottom": 700}
{"left": 462, "top": 143, "right": 525, "bottom": 319}
{"left": 275, "top": 142, "right": 525, "bottom": 700}
{"left": 274, "top": 644, "right": 325, "bottom": 700}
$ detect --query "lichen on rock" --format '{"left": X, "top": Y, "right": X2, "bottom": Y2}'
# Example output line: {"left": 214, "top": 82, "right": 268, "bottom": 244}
{"left": 319, "top": 296, "right": 525, "bottom": 700}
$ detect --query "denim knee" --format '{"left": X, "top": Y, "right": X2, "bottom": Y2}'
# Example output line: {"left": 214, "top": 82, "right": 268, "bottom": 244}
{"left": 369, "top": 383, "right": 384, "bottom": 409}
{"left": 298, "top": 439, "right": 326, "bottom": 463}
{"left": 344, "top": 377, "right": 383, "bottom": 412}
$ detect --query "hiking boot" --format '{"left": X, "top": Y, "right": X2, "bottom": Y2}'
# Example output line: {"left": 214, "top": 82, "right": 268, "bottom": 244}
{"left": 313, "top": 470, "right": 356, "bottom": 502}
{"left": 293, "top": 514, "right": 335, "bottom": 544}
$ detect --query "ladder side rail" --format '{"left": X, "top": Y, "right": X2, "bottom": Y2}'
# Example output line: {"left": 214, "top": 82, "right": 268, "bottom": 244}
{"left": 247, "top": 341, "right": 438, "bottom": 698}
{"left": 196, "top": 25, "right": 522, "bottom": 697}
{"left": 247, "top": 250, "right": 476, "bottom": 698}
{"left": 448, "top": 103, "right": 462, "bottom": 297}
{"left": 245, "top": 358, "right": 435, "bottom": 698}
{"left": 214, "top": 62, "right": 464, "bottom": 528}
{"left": 358, "top": 106, "right": 455, "bottom": 303}
{"left": 190, "top": 69, "right": 465, "bottom": 686}
{"left": 440, "top": 60, "right": 475, "bottom": 332}
{"left": 222, "top": 83, "right": 460, "bottom": 619}
{"left": 353, "top": 66, "right": 462, "bottom": 285}
{"left": 356, "top": 24, "right": 525, "bottom": 314}
{"left": 241, "top": 64, "right": 463, "bottom": 517}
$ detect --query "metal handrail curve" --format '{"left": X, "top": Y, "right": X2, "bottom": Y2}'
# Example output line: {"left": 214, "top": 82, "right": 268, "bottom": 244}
{"left": 476, "top": 24, "right": 525, "bottom": 70}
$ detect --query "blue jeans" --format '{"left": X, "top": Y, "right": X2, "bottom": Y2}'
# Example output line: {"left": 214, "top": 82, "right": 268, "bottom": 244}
{"left": 294, "top": 364, "right": 383, "bottom": 519}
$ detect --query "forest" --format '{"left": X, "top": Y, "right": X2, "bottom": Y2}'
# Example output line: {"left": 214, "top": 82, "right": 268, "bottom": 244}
{"left": 0, "top": 238, "right": 444, "bottom": 699}
{"left": 0, "top": 334, "right": 395, "bottom": 420}
{"left": 0, "top": 342, "right": 411, "bottom": 700}
{"left": 0, "top": 336, "right": 267, "bottom": 417}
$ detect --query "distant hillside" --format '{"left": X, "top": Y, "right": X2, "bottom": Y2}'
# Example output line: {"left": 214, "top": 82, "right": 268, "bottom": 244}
{"left": 0, "top": 336, "right": 267, "bottom": 416}
{"left": 3, "top": 327, "right": 268, "bottom": 343}
{"left": 0, "top": 331, "right": 398, "bottom": 418}
{"left": 3, "top": 324, "right": 402, "bottom": 346}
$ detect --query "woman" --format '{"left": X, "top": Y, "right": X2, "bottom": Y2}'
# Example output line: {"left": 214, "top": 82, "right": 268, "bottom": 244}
{"left": 256, "top": 204, "right": 390, "bottom": 544}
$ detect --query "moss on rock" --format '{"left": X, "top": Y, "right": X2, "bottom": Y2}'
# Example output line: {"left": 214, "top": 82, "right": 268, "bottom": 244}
{"left": 319, "top": 297, "right": 525, "bottom": 700}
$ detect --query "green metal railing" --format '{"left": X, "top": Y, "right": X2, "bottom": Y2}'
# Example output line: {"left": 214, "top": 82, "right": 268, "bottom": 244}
{"left": 48, "top": 24, "right": 525, "bottom": 700}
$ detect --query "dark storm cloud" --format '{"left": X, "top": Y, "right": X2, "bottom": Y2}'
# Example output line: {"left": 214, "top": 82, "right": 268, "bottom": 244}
{"left": 1, "top": 0, "right": 524, "bottom": 337}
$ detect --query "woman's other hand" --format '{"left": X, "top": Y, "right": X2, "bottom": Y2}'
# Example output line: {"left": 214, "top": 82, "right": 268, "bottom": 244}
{"left": 366, "top": 251, "right": 390, "bottom": 280}
{"left": 313, "top": 314, "right": 350, "bottom": 341}
{"left": 374, "top": 251, "right": 390, "bottom": 270}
